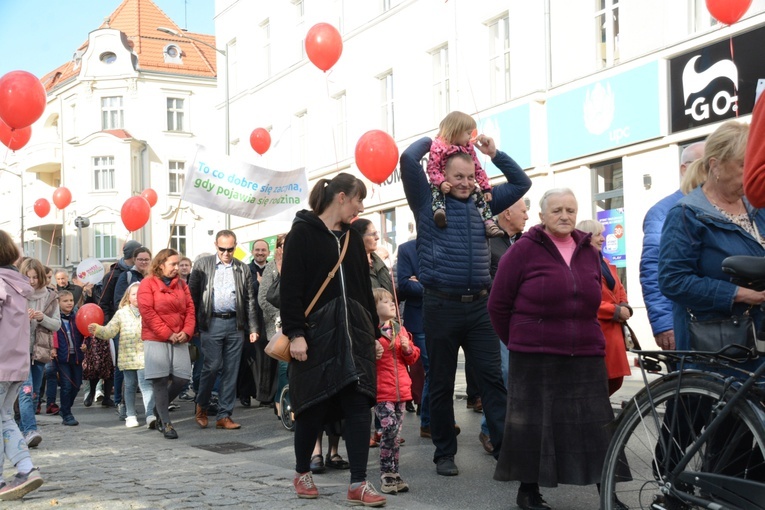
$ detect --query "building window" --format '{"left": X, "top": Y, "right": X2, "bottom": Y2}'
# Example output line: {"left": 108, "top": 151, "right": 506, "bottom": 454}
{"left": 163, "top": 44, "right": 182, "bottom": 64}
{"left": 380, "top": 208, "right": 397, "bottom": 255}
{"left": 596, "top": 0, "right": 620, "bottom": 68}
{"left": 101, "top": 96, "right": 123, "bottom": 130}
{"left": 94, "top": 223, "right": 117, "bottom": 259}
{"left": 293, "top": 0, "right": 305, "bottom": 59}
{"left": 381, "top": 0, "right": 391, "bottom": 12}
{"left": 169, "top": 160, "right": 185, "bottom": 195}
{"left": 379, "top": 71, "right": 395, "bottom": 137}
{"left": 488, "top": 14, "right": 510, "bottom": 104}
{"left": 294, "top": 110, "right": 308, "bottom": 168}
{"left": 333, "top": 91, "right": 347, "bottom": 157}
{"left": 170, "top": 225, "right": 187, "bottom": 256}
{"left": 259, "top": 19, "right": 271, "bottom": 80}
{"left": 167, "top": 98, "right": 185, "bottom": 132}
{"left": 691, "top": 0, "right": 718, "bottom": 32}
{"left": 431, "top": 45, "right": 450, "bottom": 123}
{"left": 93, "top": 156, "right": 115, "bottom": 191}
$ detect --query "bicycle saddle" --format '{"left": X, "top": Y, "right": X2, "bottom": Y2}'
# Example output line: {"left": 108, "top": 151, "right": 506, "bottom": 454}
{"left": 722, "top": 255, "right": 765, "bottom": 289}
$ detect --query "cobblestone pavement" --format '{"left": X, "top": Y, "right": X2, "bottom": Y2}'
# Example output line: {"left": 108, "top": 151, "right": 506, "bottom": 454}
{"left": 3, "top": 352, "right": 651, "bottom": 509}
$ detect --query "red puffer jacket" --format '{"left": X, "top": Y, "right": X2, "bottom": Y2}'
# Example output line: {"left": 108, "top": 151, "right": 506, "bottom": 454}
{"left": 137, "top": 275, "right": 195, "bottom": 342}
{"left": 376, "top": 321, "right": 420, "bottom": 403}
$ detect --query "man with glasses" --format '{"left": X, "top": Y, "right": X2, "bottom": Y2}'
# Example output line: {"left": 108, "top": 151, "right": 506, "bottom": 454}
{"left": 190, "top": 230, "right": 259, "bottom": 430}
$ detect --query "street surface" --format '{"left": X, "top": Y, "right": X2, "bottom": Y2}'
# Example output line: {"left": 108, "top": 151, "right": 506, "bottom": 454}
{"left": 4, "top": 352, "right": 650, "bottom": 509}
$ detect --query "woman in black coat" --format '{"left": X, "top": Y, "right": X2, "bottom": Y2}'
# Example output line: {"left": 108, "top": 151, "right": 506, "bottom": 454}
{"left": 281, "top": 172, "right": 385, "bottom": 506}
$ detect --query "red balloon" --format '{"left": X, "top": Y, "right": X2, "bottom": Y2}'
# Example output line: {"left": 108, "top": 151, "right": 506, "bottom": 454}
{"left": 121, "top": 196, "right": 151, "bottom": 232}
{"left": 75, "top": 303, "right": 105, "bottom": 336}
{"left": 305, "top": 23, "right": 343, "bottom": 72}
{"left": 249, "top": 128, "right": 271, "bottom": 155}
{"left": 0, "top": 118, "right": 31, "bottom": 151}
{"left": 33, "top": 198, "right": 50, "bottom": 218}
{"left": 52, "top": 187, "right": 72, "bottom": 209}
{"left": 706, "top": 0, "right": 752, "bottom": 24}
{"left": 140, "top": 188, "right": 158, "bottom": 208}
{"left": 355, "top": 130, "right": 399, "bottom": 185}
{"left": 0, "top": 70, "right": 47, "bottom": 129}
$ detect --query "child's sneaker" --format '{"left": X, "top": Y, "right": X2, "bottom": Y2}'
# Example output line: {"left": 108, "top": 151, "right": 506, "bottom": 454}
{"left": 347, "top": 481, "right": 386, "bottom": 507}
{"left": 23, "top": 430, "right": 42, "bottom": 448}
{"left": 0, "top": 468, "right": 43, "bottom": 501}
{"left": 125, "top": 416, "right": 139, "bottom": 428}
{"left": 434, "top": 209, "right": 447, "bottom": 228}
{"left": 380, "top": 474, "right": 398, "bottom": 494}
{"left": 485, "top": 221, "right": 504, "bottom": 238}
{"left": 394, "top": 474, "right": 409, "bottom": 493}
{"left": 293, "top": 472, "right": 318, "bottom": 499}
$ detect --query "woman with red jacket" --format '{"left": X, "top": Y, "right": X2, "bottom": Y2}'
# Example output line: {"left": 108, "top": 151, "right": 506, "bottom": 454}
{"left": 577, "top": 219, "right": 632, "bottom": 396}
{"left": 373, "top": 287, "right": 420, "bottom": 496}
{"left": 137, "top": 248, "right": 195, "bottom": 439}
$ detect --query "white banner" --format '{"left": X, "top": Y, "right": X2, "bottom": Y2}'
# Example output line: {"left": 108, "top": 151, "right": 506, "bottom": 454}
{"left": 182, "top": 145, "right": 308, "bottom": 220}
{"left": 75, "top": 258, "right": 105, "bottom": 285}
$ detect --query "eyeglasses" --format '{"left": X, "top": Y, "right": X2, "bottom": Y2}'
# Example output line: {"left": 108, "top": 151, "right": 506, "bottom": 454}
{"left": 217, "top": 246, "right": 236, "bottom": 253}
{"left": 363, "top": 232, "right": 380, "bottom": 238}
{"left": 135, "top": 258, "right": 151, "bottom": 263}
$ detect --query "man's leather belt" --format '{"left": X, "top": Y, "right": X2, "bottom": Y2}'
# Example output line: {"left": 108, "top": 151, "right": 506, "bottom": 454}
{"left": 426, "top": 288, "right": 489, "bottom": 303}
{"left": 212, "top": 311, "right": 236, "bottom": 319}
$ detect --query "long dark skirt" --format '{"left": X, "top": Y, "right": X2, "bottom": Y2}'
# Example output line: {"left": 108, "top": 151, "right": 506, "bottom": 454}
{"left": 494, "top": 352, "right": 614, "bottom": 487}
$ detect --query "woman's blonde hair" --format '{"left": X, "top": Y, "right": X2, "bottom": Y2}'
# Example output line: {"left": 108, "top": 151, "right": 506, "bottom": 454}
{"left": 20, "top": 258, "right": 46, "bottom": 290}
{"left": 437, "top": 111, "right": 476, "bottom": 145}
{"left": 576, "top": 219, "right": 603, "bottom": 235}
{"left": 680, "top": 120, "right": 749, "bottom": 194}
{"left": 119, "top": 282, "right": 141, "bottom": 309}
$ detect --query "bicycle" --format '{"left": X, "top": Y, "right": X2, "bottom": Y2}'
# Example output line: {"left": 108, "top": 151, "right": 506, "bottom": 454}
{"left": 601, "top": 255, "right": 765, "bottom": 510}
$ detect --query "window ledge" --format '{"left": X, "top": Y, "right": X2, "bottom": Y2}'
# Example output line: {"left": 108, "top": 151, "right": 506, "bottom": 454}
{"left": 164, "top": 131, "right": 194, "bottom": 137}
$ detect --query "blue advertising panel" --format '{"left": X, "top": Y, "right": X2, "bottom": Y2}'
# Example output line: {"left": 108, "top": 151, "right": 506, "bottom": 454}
{"left": 597, "top": 208, "right": 626, "bottom": 268}
{"left": 547, "top": 61, "right": 662, "bottom": 163}
{"left": 477, "top": 103, "right": 532, "bottom": 176}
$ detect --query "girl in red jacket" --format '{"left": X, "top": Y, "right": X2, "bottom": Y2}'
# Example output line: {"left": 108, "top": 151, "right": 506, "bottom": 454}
{"left": 372, "top": 288, "right": 420, "bottom": 496}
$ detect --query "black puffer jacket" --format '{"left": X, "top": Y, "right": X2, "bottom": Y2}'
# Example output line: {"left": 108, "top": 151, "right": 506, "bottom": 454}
{"left": 281, "top": 210, "right": 378, "bottom": 415}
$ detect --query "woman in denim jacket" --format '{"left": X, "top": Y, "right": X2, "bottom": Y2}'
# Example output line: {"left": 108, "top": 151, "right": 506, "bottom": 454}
{"left": 659, "top": 120, "right": 765, "bottom": 357}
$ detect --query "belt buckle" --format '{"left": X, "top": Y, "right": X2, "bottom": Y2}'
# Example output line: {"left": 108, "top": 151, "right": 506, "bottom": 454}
{"left": 461, "top": 294, "right": 474, "bottom": 303}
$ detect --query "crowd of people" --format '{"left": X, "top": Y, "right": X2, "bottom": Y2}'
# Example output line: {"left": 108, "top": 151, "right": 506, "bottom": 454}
{"left": 2, "top": 109, "right": 765, "bottom": 507}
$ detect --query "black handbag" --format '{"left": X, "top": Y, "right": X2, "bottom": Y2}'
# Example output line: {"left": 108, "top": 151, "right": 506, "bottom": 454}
{"left": 687, "top": 308, "right": 756, "bottom": 352}
{"left": 266, "top": 274, "right": 281, "bottom": 309}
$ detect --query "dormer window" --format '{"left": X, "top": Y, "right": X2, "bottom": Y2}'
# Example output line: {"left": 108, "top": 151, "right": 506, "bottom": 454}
{"left": 163, "top": 44, "right": 183, "bottom": 64}
{"left": 100, "top": 52, "right": 117, "bottom": 64}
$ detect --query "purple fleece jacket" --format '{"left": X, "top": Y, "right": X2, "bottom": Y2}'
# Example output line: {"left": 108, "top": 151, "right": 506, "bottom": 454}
{"left": 488, "top": 224, "right": 605, "bottom": 357}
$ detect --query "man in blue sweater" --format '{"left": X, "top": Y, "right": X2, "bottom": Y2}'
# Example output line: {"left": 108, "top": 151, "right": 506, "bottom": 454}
{"left": 400, "top": 134, "right": 531, "bottom": 476}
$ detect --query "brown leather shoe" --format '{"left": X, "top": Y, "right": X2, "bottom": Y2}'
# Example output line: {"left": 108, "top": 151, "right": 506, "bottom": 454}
{"left": 195, "top": 405, "right": 208, "bottom": 428}
{"left": 216, "top": 416, "right": 241, "bottom": 429}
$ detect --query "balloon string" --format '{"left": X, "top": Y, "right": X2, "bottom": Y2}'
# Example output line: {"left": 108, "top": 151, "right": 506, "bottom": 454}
{"left": 730, "top": 36, "right": 739, "bottom": 118}
{"left": 167, "top": 196, "right": 183, "bottom": 250}
{"left": 45, "top": 224, "right": 57, "bottom": 266}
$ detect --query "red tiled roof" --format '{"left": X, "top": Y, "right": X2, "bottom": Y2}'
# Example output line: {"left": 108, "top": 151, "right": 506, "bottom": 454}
{"left": 41, "top": 0, "right": 217, "bottom": 92}
{"left": 102, "top": 129, "right": 134, "bottom": 139}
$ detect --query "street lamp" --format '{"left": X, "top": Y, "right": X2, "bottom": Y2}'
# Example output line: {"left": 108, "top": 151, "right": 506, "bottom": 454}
{"left": 157, "top": 27, "right": 231, "bottom": 228}
{"left": 0, "top": 168, "right": 24, "bottom": 248}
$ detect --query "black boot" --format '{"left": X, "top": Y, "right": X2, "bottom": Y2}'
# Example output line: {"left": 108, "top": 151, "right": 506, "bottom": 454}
{"left": 516, "top": 483, "right": 551, "bottom": 510}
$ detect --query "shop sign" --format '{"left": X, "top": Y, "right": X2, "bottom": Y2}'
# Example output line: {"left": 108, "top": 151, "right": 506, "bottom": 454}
{"left": 597, "top": 208, "right": 626, "bottom": 268}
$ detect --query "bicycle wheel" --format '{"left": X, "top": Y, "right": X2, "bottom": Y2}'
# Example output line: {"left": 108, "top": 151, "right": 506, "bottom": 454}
{"left": 601, "top": 375, "right": 765, "bottom": 510}
{"left": 280, "top": 385, "right": 295, "bottom": 431}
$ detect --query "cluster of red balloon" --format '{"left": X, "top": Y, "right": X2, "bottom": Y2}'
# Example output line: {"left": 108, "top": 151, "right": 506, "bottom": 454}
{"left": 33, "top": 186, "right": 72, "bottom": 218}
{"left": 121, "top": 189, "right": 157, "bottom": 232}
{"left": 0, "top": 70, "right": 47, "bottom": 152}
{"left": 706, "top": 0, "right": 751, "bottom": 24}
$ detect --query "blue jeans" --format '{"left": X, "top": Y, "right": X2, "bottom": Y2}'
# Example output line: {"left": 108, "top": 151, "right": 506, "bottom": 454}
{"left": 45, "top": 361, "right": 58, "bottom": 405}
{"left": 1, "top": 381, "right": 29, "bottom": 467}
{"left": 112, "top": 336, "right": 123, "bottom": 405}
{"left": 58, "top": 361, "right": 82, "bottom": 419}
{"left": 123, "top": 369, "right": 154, "bottom": 419}
{"left": 481, "top": 339, "right": 509, "bottom": 436}
{"left": 18, "top": 360, "right": 45, "bottom": 433}
{"left": 423, "top": 291, "right": 507, "bottom": 461}
{"left": 197, "top": 317, "right": 244, "bottom": 420}
{"left": 412, "top": 332, "right": 430, "bottom": 428}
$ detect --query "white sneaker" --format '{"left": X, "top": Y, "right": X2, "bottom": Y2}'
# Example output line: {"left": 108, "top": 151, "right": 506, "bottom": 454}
{"left": 95, "top": 389, "right": 105, "bottom": 403}
{"left": 125, "top": 416, "right": 139, "bottom": 428}
{"left": 24, "top": 431, "right": 42, "bottom": 448}
{"left": 146, "top": 415, "right": 157, "bottom": 429}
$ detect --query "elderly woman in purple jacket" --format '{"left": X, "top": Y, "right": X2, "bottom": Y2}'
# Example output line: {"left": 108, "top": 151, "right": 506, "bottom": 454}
{"left": 488, "top": 189, "right": 616, "bottom": 510}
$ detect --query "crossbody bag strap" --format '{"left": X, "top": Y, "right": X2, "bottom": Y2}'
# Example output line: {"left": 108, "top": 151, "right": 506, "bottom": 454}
{"left": 304, "top": 232, "right": 351, "bottom": 317}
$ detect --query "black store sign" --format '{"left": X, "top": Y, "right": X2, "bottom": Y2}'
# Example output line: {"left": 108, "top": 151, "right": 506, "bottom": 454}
{"left": 670, "top": 24, "right": 765, "bottom": 133}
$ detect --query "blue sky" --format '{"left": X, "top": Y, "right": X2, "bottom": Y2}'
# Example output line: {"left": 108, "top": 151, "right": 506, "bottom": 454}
{"left": 0, "top": 0, "right": 216, "bottom": 79}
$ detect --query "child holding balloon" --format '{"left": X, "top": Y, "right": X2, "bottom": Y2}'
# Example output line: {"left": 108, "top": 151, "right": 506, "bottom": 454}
{"left": 426, "top": 111, "right": 503, "bottom": 238}
{"left": 89, "top": 282, "right": 154, "bottom": 429}
{"left": 52, "top": 290, "right": 83, "bottom": 426}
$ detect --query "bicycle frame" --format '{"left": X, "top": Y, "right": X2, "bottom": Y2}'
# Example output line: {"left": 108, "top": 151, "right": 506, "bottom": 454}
{"left": 636, "top": 349, "right": 765, "bottom": 509}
